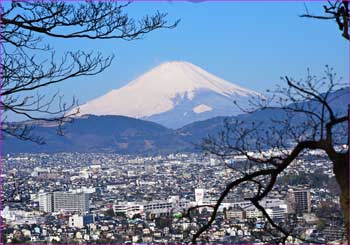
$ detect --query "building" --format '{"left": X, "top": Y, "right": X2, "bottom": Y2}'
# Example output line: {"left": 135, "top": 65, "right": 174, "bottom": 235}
{"left": 38, "top": 192, "right": 89, "bottom": 213}
{"left": 322, "top": 225, "right": 346, "bottom": 242}
{"left": 39, "top": 193, "right": 53, "bottom": 213}
{"left": 294, "top": 189, "right": 311, "bottom": 213}
{"left": 113, "top": 196, "right": 189, "bottom": 218}
{"left": 225, "top": 208, "right": 245, "bottom": 220}
{"left": 194, "top": 188, "right": 288, "bottom": 220}
{"left": 194, "top": 188, "right": 218, "bottom": 206}
{"left": 195, "top": 188, "right": 205, "bottom": 205}
{"left": 268, "top": 204, "right": 288, "bottom": 221}
{"left": 69, "top": 214, "right": 95, "bottom": 228}
{"left": 287, "top": 188, "right": 311, "bottom": 214}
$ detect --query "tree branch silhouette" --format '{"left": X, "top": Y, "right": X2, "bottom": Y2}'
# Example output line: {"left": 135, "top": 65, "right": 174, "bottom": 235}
{"left": 1, "top": 1, "right": 179, "bottom": 143}
{"left": 190, "top": 67, "right": 348, "bottom": 243}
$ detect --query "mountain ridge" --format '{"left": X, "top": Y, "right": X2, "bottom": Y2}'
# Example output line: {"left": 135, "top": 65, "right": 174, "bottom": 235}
{"left": 4, "top": 87, "right": 347, "bottom": 155}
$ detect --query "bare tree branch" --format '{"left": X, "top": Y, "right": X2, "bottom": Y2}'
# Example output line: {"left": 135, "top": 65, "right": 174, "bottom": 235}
{"left": 301, "top": 1, "right": 349, "bottom": 40}
{"left": 1, "top": 1, "right": 179, "bottom": 143}
{"left": 191, "top": 68, "right": 348, "bottom": 243}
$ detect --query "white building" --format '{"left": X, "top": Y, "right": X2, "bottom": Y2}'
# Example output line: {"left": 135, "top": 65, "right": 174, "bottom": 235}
{"left": 39, "top": 192, "right": 89, "bottom": 213}
{"left": 193, "top": 188, "right": 287, "bottom": 220}
{"left": 113, "top": 196, "right": 189, "bottom": 218}
{"left": 195, "top": 188, "right": 205, "bottom": 205}
{"left": 2, "top": 206, "right": 16, "bottom": 221}
{"left": 39, "top": 193, "right": 53, "bottom": 213}
{"left": 69, "top": 214, "right": 95, "bottom": 228}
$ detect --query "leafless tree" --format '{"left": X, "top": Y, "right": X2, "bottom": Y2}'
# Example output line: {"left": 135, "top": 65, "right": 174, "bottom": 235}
{"left": 190, "top": 67, "right": 348, "bottom": 243}
{"left": 302, "top": 1, "right": 349, "bottom": 40}
{"left": 1, "top": 1, "right": 179, "bottom": 143}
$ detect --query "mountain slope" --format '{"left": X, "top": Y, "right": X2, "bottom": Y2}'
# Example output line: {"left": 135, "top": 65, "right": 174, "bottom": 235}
{"left": 4, "top": 88, "right": 347, "bottom": 154}
{"left": 2, "top": 115, "right": 191, "bottom": 154}
{"left": 77, "top": 61, "right": 260, "bottom": 128}
{"left": 177, "top": 87, "right": 349, "bottom": 145}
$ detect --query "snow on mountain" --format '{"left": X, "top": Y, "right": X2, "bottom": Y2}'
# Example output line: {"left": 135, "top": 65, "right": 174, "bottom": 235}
{"left": 193, "top": 104, "right": 212, "bottom": 114}
{"left": 77, "top": 61, "right": 261, "bottom": 128}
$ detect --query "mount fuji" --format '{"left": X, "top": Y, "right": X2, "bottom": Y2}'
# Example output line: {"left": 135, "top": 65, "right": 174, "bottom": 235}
{"left": 77, "top": 61, "right": 260, "bottom": 128}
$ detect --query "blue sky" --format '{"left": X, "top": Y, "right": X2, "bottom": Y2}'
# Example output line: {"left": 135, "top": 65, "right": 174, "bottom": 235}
{"left": 18, "top": 1, "right": 350, "bottom": 110}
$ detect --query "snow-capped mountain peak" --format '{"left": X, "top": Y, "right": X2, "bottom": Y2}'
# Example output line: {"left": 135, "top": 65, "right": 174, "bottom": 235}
{"left": 127, "top": 61, "right": 257, "bottom": 98}
{"left": 77, "top": 61, "right": 260, "bottom": 128}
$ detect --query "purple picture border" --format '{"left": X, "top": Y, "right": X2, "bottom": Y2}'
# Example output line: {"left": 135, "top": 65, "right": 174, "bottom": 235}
{"left": 0, "top": 0, "right": 349, "bottom": 245}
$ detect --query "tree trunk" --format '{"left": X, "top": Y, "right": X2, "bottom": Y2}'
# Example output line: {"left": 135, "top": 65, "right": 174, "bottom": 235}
{"left": 332, "top": 152, "right": 349, "bottom": 235}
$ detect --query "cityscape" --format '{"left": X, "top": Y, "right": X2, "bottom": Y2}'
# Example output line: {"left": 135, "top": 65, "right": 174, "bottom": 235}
{"left": 2, "top": 151, "right": 345, "bottom": 243}
{"left": 1, "top": 1, "right": 348, "bottom": 244}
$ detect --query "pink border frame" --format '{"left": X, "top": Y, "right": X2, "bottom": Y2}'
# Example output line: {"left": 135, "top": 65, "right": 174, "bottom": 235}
{"left": 0, "top": 0, "right": 349, "bottom": 244}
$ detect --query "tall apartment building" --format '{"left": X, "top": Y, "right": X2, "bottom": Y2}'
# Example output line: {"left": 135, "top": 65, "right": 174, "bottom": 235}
{"left": 287, "top": 188, "right": 311, "bottom": 214}
{"left": 38, "top": 192, "right": 89, "bottom": 213}
{"left": 39, "top": 193, "right": 54, "bottom": 213}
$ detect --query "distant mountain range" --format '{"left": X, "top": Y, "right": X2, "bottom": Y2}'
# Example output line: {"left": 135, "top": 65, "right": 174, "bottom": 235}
{"left": 3, "top": 87, "right": 348, "bottom": 155}
{"left": 177, "top": 86, "right": 349, "bottom": 144}
{"left": 3, "top": 115, "right": 191, "bottom": 155}
{"left": 76, "top": 61, "right": 260, "bottom": 129}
